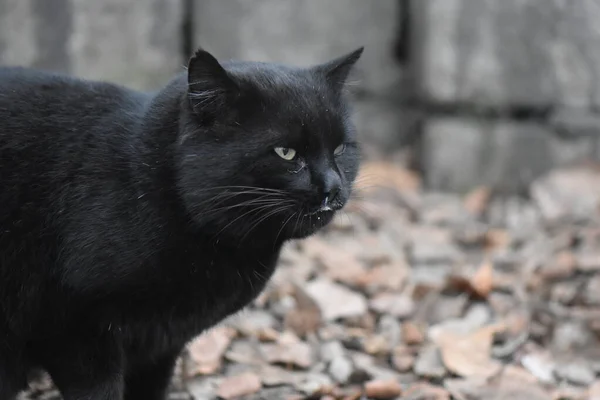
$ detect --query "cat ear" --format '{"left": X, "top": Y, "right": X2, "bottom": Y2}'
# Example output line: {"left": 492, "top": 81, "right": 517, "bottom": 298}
{"left": 316, "top": 47, "right": 364, "bottom": 92}
{"left": 187, "top": 48, "right": 238, "bottom": 114}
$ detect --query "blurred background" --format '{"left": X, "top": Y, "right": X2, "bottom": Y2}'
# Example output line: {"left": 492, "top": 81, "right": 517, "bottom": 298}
{"left": 5, "top": 1, "right": 600, "bottom": 399}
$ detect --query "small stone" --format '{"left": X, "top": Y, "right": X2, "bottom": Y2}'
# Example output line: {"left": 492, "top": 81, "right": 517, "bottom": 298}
{"left": 414, "top": 345, "right": 446, "bottom": 379}
{"left": 364, "top": 379, "right": 403, "bottom": 399}
{"left": 392, "top": 347, "right": 415, "bottom": 372}
{"left": 521, "top": 352, "right": 555, "bottom": 384}
{"left": 294, "top": 373, "right": 334, "bottom": 396}
{"left": 555, "top": 360, "right": 596, "bottom": 386}
{"left": 402, "top": 322, "right": 425, "bottom": 345}
{"left": 320, "top": 341, "right": 346, "bottom": 362}
{"left": 328, "top": 356, "right": 354, "bottom": 384}
{"left": 229, "top": 310, "right": 277, "bottom": 336}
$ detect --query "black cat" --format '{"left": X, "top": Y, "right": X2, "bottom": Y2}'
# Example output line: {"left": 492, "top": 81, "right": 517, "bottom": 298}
{"left": 0, "top": 46, "right": 363, "bottom": 400}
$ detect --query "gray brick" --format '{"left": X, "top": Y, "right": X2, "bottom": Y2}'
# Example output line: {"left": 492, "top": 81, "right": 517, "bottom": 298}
{"left": 193, "top": 0, "right": 403, "bottom": 95}
{"left": 413, "top": 0, "right": 600, "bottom": 109}
{"left": 0, "top": 0, "right": 184, "bottom": 91}
{"left": 421, "top": 118, "right": 599, "bottom": 192}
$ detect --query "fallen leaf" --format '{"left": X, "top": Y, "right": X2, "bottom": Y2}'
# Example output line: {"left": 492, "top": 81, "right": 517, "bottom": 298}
{"left": 404, "top": 383, "right": 451, "bottom": 400}
{"left": 471, "top": 259, "right": 493, "bottom": 298}
{"left": 364, "top": 379, "right": 403, "bottom": 399}
{"left": 284, "top": 284, "right": 322, "bottom": 337}
{"left": 304, "top": 279, "right": 368, "bottom": 321}
{"left": 434, "top": 325, "right": 503, "bottom": 379}
{"left": 356, "top": 161, "right": 421, "bottom": 194}
{"left": 301, "top": 238, "right": 366, "bottom": 285}
{"left": 262, "top": 337, "right": 314, "bottom": 369}
{"left": 187, "top": 327, "right": 236, "bottom": 376}
{"left": 369, "top": 293, "right": 415, "bottom": 318}
{"left": 464, "top": 186, "right": 491, "bottom": 216}
{"left": 216, "top": 372, "right": 261, "bottom": 399}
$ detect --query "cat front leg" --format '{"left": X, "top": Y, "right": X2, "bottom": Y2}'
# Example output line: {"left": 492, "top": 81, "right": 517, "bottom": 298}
{"left": 41, "top": 331, "right": 125, "bottom": 400}
{"left": 124, "top": 349, "right": 181, "bottom": 400}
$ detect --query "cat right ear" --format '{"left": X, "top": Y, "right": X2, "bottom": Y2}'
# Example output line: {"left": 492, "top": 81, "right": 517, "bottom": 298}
{"left": 187, "top": 48, "right": 238, "bottom": 115}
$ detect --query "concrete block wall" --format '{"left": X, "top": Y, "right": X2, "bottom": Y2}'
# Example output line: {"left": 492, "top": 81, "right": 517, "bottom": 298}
{"left": 412, "top": 0, "right": 600, "bottom": 192}
{"left": 3, "top": 0, "right": 600, "bottom": 192}
{"left": 0, "top": 0, "right": 183, "bottom": 91}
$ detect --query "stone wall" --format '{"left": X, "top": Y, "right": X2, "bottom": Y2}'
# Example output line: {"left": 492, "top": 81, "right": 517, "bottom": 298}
{"left": 2, "top": 0, "right": 600, "bottom": 192}
{"left": 0, "top": 0, "right": 183, "bottom": 91}
{"left": 413, "top": 0, "right": 600, "bottom": 192}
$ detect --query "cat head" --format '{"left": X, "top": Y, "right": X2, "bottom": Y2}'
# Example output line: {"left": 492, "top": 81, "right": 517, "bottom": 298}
{"left": 175, "top": 47, "right": 363, "bottom": 243}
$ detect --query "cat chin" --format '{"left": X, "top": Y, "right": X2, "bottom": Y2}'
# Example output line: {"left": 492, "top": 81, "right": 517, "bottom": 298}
{"left": 286, "top": 211, "right": 336, "bottom": 239}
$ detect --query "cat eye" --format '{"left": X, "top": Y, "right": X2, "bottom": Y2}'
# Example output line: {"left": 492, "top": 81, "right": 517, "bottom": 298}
{"left": 274, "top": 147, "right": 297, "bottom": 161}
{"left": 334, "top": 144, "right": 346, "bottom": 156}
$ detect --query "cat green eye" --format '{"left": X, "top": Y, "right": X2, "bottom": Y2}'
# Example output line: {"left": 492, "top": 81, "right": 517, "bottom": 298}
{"left": 274, "top": 147, "right": 297, "bottom": 160}
{"left": 334, "top": 144, "right": 346, "bottom": 156}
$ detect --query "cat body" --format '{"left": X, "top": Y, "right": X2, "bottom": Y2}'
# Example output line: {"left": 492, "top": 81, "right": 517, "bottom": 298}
{"left": 0, "top": 47, "right": 362, "bottom": 399}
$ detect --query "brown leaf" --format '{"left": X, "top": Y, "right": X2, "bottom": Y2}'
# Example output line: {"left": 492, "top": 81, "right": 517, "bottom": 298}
{"left": 369, "top": 293, "right": 415, "bottom": 318}
{"left": 302, "top": 238, "right": 366, "bottom": 285}
{"left": 304, "top": 279, "right": 368, "bottom": 321}
{"left": 356, "top": 161, "right": 421, "bottom": 195}
{"left": 216, "top": 372, "right": 261, "bottom": 399}
{"left": 364, "top": 379, "right": 403, "bottom": 399}
{"left": 284, "top": 284, "right": 322, "bottom": 337}
{"left": 404, "top": 383, "right": 451, "bottom": 400}
{"left": 471, "top": 259, "right": 493, "bottom": 298}
{"left": 464, "top": 186, "right": 491, "bottom": 216}
{"left": 262, "top": 335, "right": 314, "bottom": 369}
{"left": 435, "top": 325, "right": 503, "bottom": 379}
{"left": 187, "top": 327, "right": 236, "bottom": 376}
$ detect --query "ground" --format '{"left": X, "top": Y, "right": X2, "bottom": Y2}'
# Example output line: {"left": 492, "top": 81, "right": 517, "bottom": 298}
{"left": 22, "top": 159, "right": 600, "bottom": 400}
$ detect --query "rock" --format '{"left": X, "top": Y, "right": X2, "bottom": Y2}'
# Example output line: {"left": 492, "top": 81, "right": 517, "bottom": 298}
{"left": 521, "top": 351, "right": 556, "bottom": 384}
{"left": 364, "top": 379, "right": 403, "bottom": 399}
{"left": 555, "top": 360, "right": 596, "bottom": 386}
{"left": 320, "top": 341, "right": 346, "bottom": 362}
{"left": 414, "top": 345, "right": 447, "bottom": 379}
{"left": 293, "top": 372, "right": 334, "bottom": 396}
{"left": 186, "top": 377, "right": 220, "bottom": 400}
{"left": 304, "top": 279, "right": 368, "bottom": 321}
{"left": 328, "top": 356, "right": 354, "bottom": 384}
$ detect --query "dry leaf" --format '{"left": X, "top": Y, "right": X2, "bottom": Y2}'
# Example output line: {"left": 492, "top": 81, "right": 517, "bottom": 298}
{"left": 471, "top": 259, "right": 493, "bottom": 298}
{"left": 435, "top": 325, "right": 503, "bottom": 379}
{"left": 284, "top": 284, "right": 322, "bottom": 337}
{"left": 464, "top": 186, "right": 491, "bottom": 216}
{"left": 187, "top": 327, "right": 236, "bottom": 376}
{"left": 364, "top": 379, "right": 403, "bottom": 399}
{"left": 216, "top": 372, "right": 261, "bottom": 399}
{"left": 304, "top": 279, "right": 368, "bottom": 321}
{"left": 302, "top": 238, "right": 366, "bottom": 285}
{"left": 404, "top": 383, "right": 451, "bottom": 400}
{"left": 356, "top": 161, "right": 421, "bottom": 194}
{"left": 262, "top": 339, "right": 314, "bottom": 369}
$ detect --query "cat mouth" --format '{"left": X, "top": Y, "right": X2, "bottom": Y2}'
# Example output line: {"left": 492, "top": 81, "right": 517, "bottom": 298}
{"left": 305, "top": 205, "right": 334, "bottom": 216}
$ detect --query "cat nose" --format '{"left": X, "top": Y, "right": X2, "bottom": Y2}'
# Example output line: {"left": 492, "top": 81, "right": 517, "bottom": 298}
{"left": 321, "top": 171, "right": 341, "bottom": 208}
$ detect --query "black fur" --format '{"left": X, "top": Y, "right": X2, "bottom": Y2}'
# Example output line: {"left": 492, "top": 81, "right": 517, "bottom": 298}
{"left": 0, "top": 46, "right": 363, "bottom": 400}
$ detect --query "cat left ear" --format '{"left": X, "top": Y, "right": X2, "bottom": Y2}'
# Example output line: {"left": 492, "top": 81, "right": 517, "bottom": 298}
{"left": 187, "top": 48, "right": 239, "bottom": 115}
{"left": 316, "top": 47, "right": 364, "bottom": 92}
